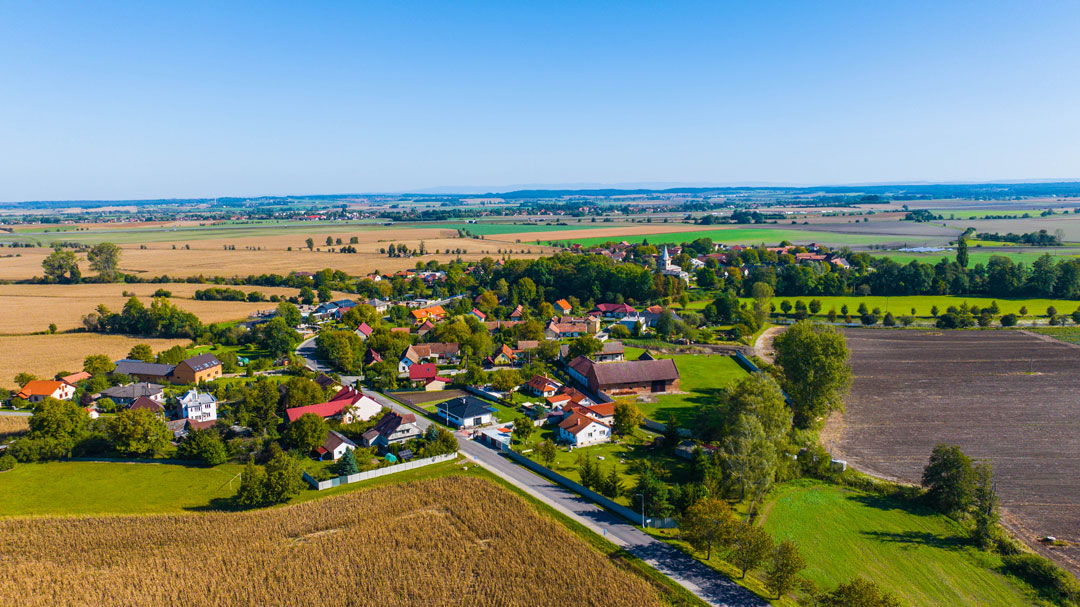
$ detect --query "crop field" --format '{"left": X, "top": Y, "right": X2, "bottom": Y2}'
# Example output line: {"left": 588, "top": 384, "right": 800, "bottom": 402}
{"left": 0, "top": 283, "right": 352, "bottom": 335}
{"left": 621, "top": 347, "right": 747, "bottom": 427}
{"left": 1032, "top": 326, "right": 1080, "bottom": 346}
{"left": 760, "top": 480, "right": 1031, "bottom": 606}
{"left": 718, "top": 295, "right": 1080, "bottom": 319}
{"left": 825, "top": 328, "right": 1080, "bottom": 574}
{"left": 942, "top": 215, "right": 1080, "bottom": 241}
{"left": 543, "top": 226, "right": 893, "bottom": 248}
{"left": 0, "top": 477, "right": 662, "bottom": 607}
{"left": 0, "top": 333, "right": 189, "bottom": 388}
{"left": 0, "top": 415, "right": 29, "bottom": 441}
{"left": 877, "top": 247, "right": 1080, "bottom": 266}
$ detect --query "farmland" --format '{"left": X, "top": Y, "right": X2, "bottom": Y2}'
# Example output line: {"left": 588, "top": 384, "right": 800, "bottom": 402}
{"left": 621, "top": 346, "right": 747, "bottom": 427}
{"left": 719, "top": 295, "right": 1080, "bottom": 319}
{"left": 825, "top": 328, "right": 1080, "bottom": 574}
{"left": 0, "top": 476, "right": 664, "bottom": 607}
{"left": 0, "top": 333, "right": 189, "bottom": 389}
{"left": 760, "top": 480, "right": 1032, "bottom": 606}
{"left": 0, "top": 415, "right": 29, "bottom": 441}
{"left": 543, "top": 226, "right": 896, "bottom": 248}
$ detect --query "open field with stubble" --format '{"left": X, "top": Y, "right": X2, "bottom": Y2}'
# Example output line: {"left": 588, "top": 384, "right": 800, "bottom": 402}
{"left": 0, "top": 415, "right": 29, "bottom": 440}
{"left": 1, "top": 333, "right": 189, "bottom": 388}
{"left": 825, "top": 328, "right": 1080, "bottom": 575}
{"left": 0, "top": 476, "right": 663, "bottom": 607}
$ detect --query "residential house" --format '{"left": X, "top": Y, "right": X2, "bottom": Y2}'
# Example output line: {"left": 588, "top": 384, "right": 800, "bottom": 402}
{"left": 97, "top": 382, "right": 165, "bottom": 407}
{"left": 408, "top": 363, "right": 451, "bottom": 390}
{"left": 564, "top": 401, "right": 616, "bottom": 425}
{"left": 416, "top": 320, "right": 435, "bottom": 337}
{"left": 170, "top": 354, "right": 223, "bottom": 384}
{"left": 516, "top": 340, "right": 540, "bottom": 352}
{"left": 509, "top": 305, "right": 525, "bottom": 320}
{"left": 545, "top": 386, "right": 593, "bottom": 409}
{"left": 366, "top": 298, "right": 391, "bottom": 313}
{"left": 642, "top": 306, "right": 680, "bottom": 328}
{"left": 178, "top": 389, "right": 218, "bottom": 422}
{"left": 113, "top": 359, "right": 175, "bottom": 383}
{"left": 354, "top": 322, "right": 373, "bottom": 340}
{"left": 594, "top": 340, "right": 625, "bottom": 362}
{"left": 166, "top": 418, "right": 215, "bottom": 440}
{"left": 398, "top": 343, "right": 461, "bottom": 373}
{"left": 317, "top": 430, "right": 357, "bottom": 461}
{"left": 436, "top": 396, "right": 495, "bottom": 428}
{"left": 544, "top": 320, "right": 587, "bottom": 339}
{"left": 470, "top": 308, "right": 487, "bottom": 321}
{"left": 314, "top": 373, "right": 341, "bottom": 393}
{"left": 410, "top": 305, "right": 446, "bottom": 322}
{"left": 554, "top": 299, "right": 572, "bottom": 315}
{"left": 524, "top": 375, "right": 561, "bottom": 398}
{"left": 16, "top": 380, "right": 76, "bottom": 403}
{"left": 556, "top": 412, "right": 611, "bottom": 447}
{"left": 484, "top": 320, "right": 521, "bottom": 334}
{"left": 130, "top": 396, "right": 166, "bottom": 416}
{"left": 487, "top": 344, "right": 517, "bottom": 367}
{"left": 59, "top": 371, "right": 92, "bottom": 384}
{"left": 592, "top": 303, "right": 636, "bottom": 318}
{"left": 567, "top": 356, "right": 680, "bottom": 395}
{"left": 285, "top": 387, "right": 382, "bottom": 424}
{"left": 362, "top": 411, "right": 422, "bottom": 448}
{"left": 364, "top": 349, "right": 384, "bottom": 366}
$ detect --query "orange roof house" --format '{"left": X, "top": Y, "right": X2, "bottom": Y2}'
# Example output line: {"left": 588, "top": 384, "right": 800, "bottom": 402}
{"left": 17, "top": 380, "right": 76, "bottom": 403}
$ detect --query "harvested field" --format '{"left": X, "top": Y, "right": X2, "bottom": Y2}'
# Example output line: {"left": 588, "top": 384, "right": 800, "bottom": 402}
{"left": 826, "top": 328, "right": 1080, "bottom": 574}
{"left": 392, "top": 389, "right": 468, "bottom": 405}
{"left": 0, "top": 333, "right": 189, "bottom": 388}
{"left": 536, "top": 226, "right": 891, "bottom": 248}
{"left": 0, "top": 476, "right": 662, "bottom": 607}
{"left": 0, "top": 416, "right": 29, "bottom": 441}
{"left": 0, "top": 283, "right": 352, "bottom": 335}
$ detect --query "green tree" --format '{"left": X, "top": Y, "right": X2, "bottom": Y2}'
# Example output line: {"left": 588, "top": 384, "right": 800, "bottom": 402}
{"left": 490, "top": 369, "right": 522, "bottom": 392}
{"left": 127, "top": 343, "right": 154, "bottom": 362}
{"left": 773, "top": 321, "right": 852, "bottom": 428}
{"left": 730, "top": 522, "right": 773, "bottom": 578}
{"left": 512, "top": 416, "right": 535, "bottom": 445}
{"left": 279, "top": 376, "right": 326, "bottom": 409}
{"left": 288, "top": 413, "right": 328, "bottom": 454}
{"left": 972, "top": 461, "right": 999, "bottom": 548}
{"left": 253, "top": 317, "right": 301, "bottom": 357}
{"left": 821, "top": 578, "right": 902, "bottom": 607}
{"left": 655, "top": 309, "right": 676, "bottom": 338}
{"left": 612, "top": 402, "right": 643, "bottom": 437}
{"left": 235, "top": 458, "right": 268, "bottom": 507}
{"left": 921, "top": 443, "right": 975, "bottom": 516}
{"left": 599, "top": 464, "right": 623, "bottom": 498}
{"left": 721, "top": 414, "right": 778, "bottom": 511}
{"left": 14, "top": 372, "right": 38, "bottom": 387}
{"left": 87, "top": 242, "right": 122, "bottom": 281}
{"left": 536, "top": 440, "right": 557, "bottom": 467}
{"left": 766, "top": 540, "right": 806, "bottom": 599}
{"left": 28, "top": 398, "right": 88, "bottom": 447}
{"left": 678, "top": 498, "right": 738, "bottom": 560}
{"left": 305, "top": 237, "right": 314, "bottom": 251}
{"left": 108, "top": 408, "right": 171, "bottom": 457}
{"left": 317, "top": 285, "right": 332, "bottom": 303}
{"left": 276, "top": 301, "right": 302, "bottom": 327}
{"left": 956, "top": 236, "right": 969, "bottom": 269}
{"left": 41, "top": 249, "right": 81, "bottom": 283}
{"left": 299, "top": 286, "right": 315, "bottom": 305}
{"left": 180, "top": 429, "right": 228, "bottom": 466}
{"left": 83, "top": 354, "right": 115, "bottom": 376}
{"left": 567, "top": 335, "right": 603, "bottom": 360}
{"left": 264, "top": 446, "right": 304, "bottom": 503}
{"left": 332, "top": 448, "right": 360, "bottom": 476}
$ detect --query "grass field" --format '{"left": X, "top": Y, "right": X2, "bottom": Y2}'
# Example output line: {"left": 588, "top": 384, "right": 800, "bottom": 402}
{"left": 0, "top": 475, "right": 664, "bottom": 607}
{"left": 681, "top": 295, "right": 1080, "bottom": 319}
{"left": 877, "top": 248, "right": 1080, "bottom": 266}
{"left": 621, "top": 346, "right": 747, "bottom": 427}
{"left": 1031, "top": 326, "right": 1080, "bottom": 346}
{"left": 1, "top": 333, "right": 190, "bottom": 389}
{"left": 549, "top": 227, "right": 891, "bottom": 248}
{"left": 759, "top": 480, "right": 1032, "bottom": 606}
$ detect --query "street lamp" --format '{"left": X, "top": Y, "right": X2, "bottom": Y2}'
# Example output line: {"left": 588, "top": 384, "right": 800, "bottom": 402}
{"left": 634, "top": 492, "right": 646, "bottom": 529}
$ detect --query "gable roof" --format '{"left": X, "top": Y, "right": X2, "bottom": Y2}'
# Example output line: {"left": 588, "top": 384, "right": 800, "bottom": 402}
{"left": 471, "top": 308, "right": 487, "bottom": 320}
{"left": 113, "top": 359, "right": 175, "bottom": 377}
{"left": 178, "top": 353, "right": 222, "bottom": 373}
{"left": 408, "top": 363, "right": 439, "bottom": 381}
{"left": 100, "top": 382, "right": 165, "bottom": 400}
{"left": 588, "top": 358, "right": 679, "bottom": 386}
{"left": 130, "top": 396, "right": 165, "bottom": 413}
{"left": 554, "top": 299, "right": 572, "bottom": 311}
{"left": 526, "top": 375, "right": 559, "bottom": 392}
{"left": 59, "top": 371, "right": 92, "bottom": 384}
{"left": 594, "top": 303, "right": 635, "bottom": 314}
{"left": 323, "top": 430, "right": 357, "bottom": 453}
{"left": 285, "top": 387, "right": 373, "bottom": 422}
{"left": 16, "top": 380, "right": 67, "bottom": 399}
{"left": 355, "top": 322, "right": 373, "bottom": 337}
{"left": 437, "top": 396, "right": 493, "bottom": 419}
{"left": 558, "top": 411, "right": 609, "bottom": 436}
{"left": 366, "top": 411, "right": 418, "bottom": 439}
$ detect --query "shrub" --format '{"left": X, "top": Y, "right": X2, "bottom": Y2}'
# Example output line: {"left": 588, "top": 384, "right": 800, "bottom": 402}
{"left": 1002, "top": 553, "right": 1080, "bottom": 604}
{"left": 1000, "top": 313, "right": 1018, "bottom": 327}
{"left": 0, "top": 454, "right": 15, "bottom": 471}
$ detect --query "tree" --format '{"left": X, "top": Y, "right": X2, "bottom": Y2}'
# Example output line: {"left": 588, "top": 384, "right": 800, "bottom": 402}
{"left": 956, "top": 236, "right": 969, "bottom": 269}
{"left": 972, "top": 461, "right": 999, "bottom": 548}
{"left": 83, "top": 354, "right": 115, "bottom": 376}
{"left": 729, "top": 522, "right": 773, "bottom": 578}
{"left": 317, "top": 285, "right": 332, "bottom": 303}
{"left": 332, "top": 448, "right": 360, "bottom": 476}
{"left": 127, "top": 344, "right": 154, "bottom": 362}
{"left": 821, "top": 578, "right": 902, "bottom": 607}
{"left": 279, "top": 377, "right": 326, "bottom": 409}
{"left": 773, "top": 321, "right": 852, "bottom": 428}
{"left": 678, "top": 498, "right": 738, "bottom": 560}
{"left": 721, "top": 414, "right": 778, "bottom": 510}
{"left": 108, "top": 409, "right": 171, "bottom": 457}
{"left": 263, "top": 445, "right": 304, "bottom": 503}
{"left": 252, "top": 317, "right": 301, "bottom": 357}
{"left": 87, "top": 242, "right": 122, "bottom": 281}
{"left": 512, "top": 416, "right": 535, "bottom": 445}
{"left": 299, "top": 286, "right": 315, "bottom": 305}
{"left": 766, "top": 540, "right": 806, "bottom": 599}
{"left": 599, "top": 465, "right": 623, "bottom": 498}
{"left": 235, "top": 458, "right": 268, "bottom": 507}
{"left": 536, "top": 440, "right": 557, "bottom": 467}
{"left": 305, "top": 237, "right": 315, "bottom": 251}
{"left": 655, "top": 309, "right": 676, "bottom": 338}
{"left": 276, "top": 301, "right": 302, "bottom": 327}
{"left": 612, "top": 402, "right": 643, "bottom": 437}
{"left": 490, "top": 369, "right": 522, "bottom": 393}
{"left": 28, "top": 398, "right": 88, "bottom": 447}
{"left": 180, "top": 429, "right": 227, "bottom": 466}
{"left": 567, "top": 335, "right": 602, "bottom": 360}
{"left": 921, "top": 444, "right": 975, "bottom": 516}
{"left": 287, "top": 413, "right": 328, "bottom": 454}
{"left": 577, "top": 455, "right": 602, "bottom": 490}
{"left": 14, "top": 372, "right": 38, "bottom": 387}
{"left": 41, "top": 249, "right": 81, "bottom": 283}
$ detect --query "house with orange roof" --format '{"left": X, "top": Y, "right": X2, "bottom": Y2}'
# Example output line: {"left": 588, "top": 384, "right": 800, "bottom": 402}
{"left": 557, "top": 411, "right": 611, "bottom": 447}
{"left": 16, "top": 380, "right": 76, "bottom": 403}
{"left": 410, "top": 305, "right": 446, "bottom": 322}
{"left": 554, "top": 299, "right": 572, "bottom": 315}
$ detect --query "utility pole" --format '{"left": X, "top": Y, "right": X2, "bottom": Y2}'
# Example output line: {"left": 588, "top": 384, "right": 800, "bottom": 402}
{"left": 635, "top": 492, "right": 646, "bottom": 529}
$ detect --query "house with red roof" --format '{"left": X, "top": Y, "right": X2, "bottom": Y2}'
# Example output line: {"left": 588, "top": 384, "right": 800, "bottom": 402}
{"left": 285, "top": 387, "right": 381, "bottom": 424}
{"left": 593, "top": 303, "right": 636, "bottom": 318}
{"left": 524, "top": 375, "right": 561, "bottom": 398}
{"left": 354, "top": 322, "right": 373, "bottom": 339}
{"left": 316, "top": 430, "right": 357, "bottom": 461}
{"left": 554, "top": 299, "right": 572, "bottom": 315}
{"left": 16, "top": 380, "right": 75, "bottom": 403}
{"left": 557, "top": 412, "right": 611, "bottom": 447}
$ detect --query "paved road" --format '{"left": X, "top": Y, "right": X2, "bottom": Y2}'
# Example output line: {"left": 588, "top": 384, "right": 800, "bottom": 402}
{"left": 296, "top": 336, "right": 360, "bottom": 385}
{"left": 359, "top": 387, "right": 767, "bottom": 607}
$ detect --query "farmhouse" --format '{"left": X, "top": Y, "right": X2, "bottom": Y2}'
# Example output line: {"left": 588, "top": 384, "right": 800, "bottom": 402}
{"left": 97, "top": 382, "right": 165, "bottom": 407}
{"left": 285, "top": 387, "right": 381, "bottom": 424}
{"left": 317, "top": 430, "right": 357, "bottom": 461}
{"left": 362, "top": 411, "right": 422, "bottom": 448}
{"left": 436, "top": 396, "right": 495, "bottom": 428}
{"left": 16, "top": 380, "right": 75, "bottom": 403}
{"left": 557, "top": 412, "right": 611, "bottom": 447}
{"left": 592, "top": 303, "right": 636, "bottom": 318}
{"left": 568, "top": 356, "right": 679, "bottom": 395}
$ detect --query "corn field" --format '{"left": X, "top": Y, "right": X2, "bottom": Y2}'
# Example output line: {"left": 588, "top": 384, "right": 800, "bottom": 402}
{"left": 0, "top": 416, "right": 29, "bottom": 441}
{"left": 0, "top": 476, "right": 661, "bottom": 607}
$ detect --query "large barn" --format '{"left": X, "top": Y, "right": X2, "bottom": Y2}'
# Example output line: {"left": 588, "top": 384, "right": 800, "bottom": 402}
{"left": 567, "top": 356, "right": 680, "bottom": 395}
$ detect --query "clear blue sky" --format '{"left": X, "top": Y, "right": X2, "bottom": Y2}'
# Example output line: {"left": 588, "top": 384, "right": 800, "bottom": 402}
{"left": 2, "top": 1, "right": 1079, "bottom": 201}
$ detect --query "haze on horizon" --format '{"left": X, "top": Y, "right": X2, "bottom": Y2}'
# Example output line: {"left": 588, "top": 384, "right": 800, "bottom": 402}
{"left": 2, "top": 1, "right": 1079, "bottom": 203}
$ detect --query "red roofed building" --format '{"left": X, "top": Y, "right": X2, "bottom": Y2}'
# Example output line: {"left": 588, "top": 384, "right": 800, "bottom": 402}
{"left": 16, "top": 380, "right": 76, "bottom": 403}
{"left": 556, "top": 412, "right": 611, "bottom": 447}
{"left": 593, "top": 303, "right": 636, "bottom": 318}
{"left": 285, "top": 387, "right": 381, "bottom": 424}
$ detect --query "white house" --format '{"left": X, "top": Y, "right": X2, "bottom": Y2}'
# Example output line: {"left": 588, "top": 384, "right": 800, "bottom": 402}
{"left": 557, "top": 412, "right": 612, "bottom": 447}
{"left": 178, "top": 389, "right": 218, "bottom": 422}
{"left": 317, "top": 430, "right": 357, "bottom": 461}
{"left": 436, "top": 396, "right": 495, "bottom": 428}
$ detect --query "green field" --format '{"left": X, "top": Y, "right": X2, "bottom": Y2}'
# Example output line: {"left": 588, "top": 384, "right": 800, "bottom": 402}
{"left": 550, "top": 228, "right": 893, "bottom": 248}
{"left": 760, "top": 481, "right": 1032, "bottom": 606}
{"left": 622, "top": 346, "right": 747, "bottom": 427}
{"left": 877, "top": 248, "right": 1080, "bottom": 266}
{"left": 679, "top": 295, "right": 1079, "bottom": 318}
{"left": 1030, "top": 326, "right": 1080, "bottom": 346}
{"left": 429, "top": 221, "right": 607, "bottom": 235}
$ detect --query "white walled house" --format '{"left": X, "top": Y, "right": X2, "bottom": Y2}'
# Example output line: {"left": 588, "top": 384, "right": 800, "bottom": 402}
{"left": 178, "top": 389, "right": 218, "bottom": 422}
{"left": 557, "top": 412, "right": 611, "bottom": 447}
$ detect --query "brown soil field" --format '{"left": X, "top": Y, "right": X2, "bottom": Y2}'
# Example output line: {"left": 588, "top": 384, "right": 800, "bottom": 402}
{"left": 1, "top": 333, "right": 189, "bottom": 388}
{"left": 0, "top": 229, "right": 554, "bottom": 281}
{"left": 826, "top": 328, "right": 1080, "bottom": 574}
{"left": 0, "top": 283, "right": 356, "bottom": 335}
{"left": 943, "top": 215, "right": 1080, "bottom": 241}
{"left": 0, "top": 416, "right": 29, "bottom": 440}
{"left": 784, "top": 220, "right": 957, "bottom": 239}
{"left": 0, "top": 476, "right": 661, "bottom": 607}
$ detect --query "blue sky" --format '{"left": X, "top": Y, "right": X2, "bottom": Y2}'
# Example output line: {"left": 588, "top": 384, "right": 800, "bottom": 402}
{"left": 1, "top": 1, "right": 1078, "bottom": 201}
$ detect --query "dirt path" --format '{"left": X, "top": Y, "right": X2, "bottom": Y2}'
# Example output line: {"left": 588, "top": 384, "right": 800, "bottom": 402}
{"left": 753, "top": 325, "right": 785, "bottom": 363}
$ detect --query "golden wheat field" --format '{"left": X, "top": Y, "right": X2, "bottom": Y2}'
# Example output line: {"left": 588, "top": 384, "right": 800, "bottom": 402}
{"left": 0, "top": 283, "right": 351, "bottom": 335}
{"left": 1, "top": 333, "right": 189, "bottom": 388}
{"left": 0, "top": 476, "right": 662, "bottom": 607}
{"left": 0, "top": 416, "right": 29, "bottom": 440}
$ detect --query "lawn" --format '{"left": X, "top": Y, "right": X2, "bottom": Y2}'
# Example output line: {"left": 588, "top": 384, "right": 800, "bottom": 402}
{"left": 551, "top": 227, "right": 891, "bottom": 248}
{"left": 874, "top": 248, "right": 1080, "bottom": 267}
{"left": 621, "top": 346, "right": 748, "bottom": 428}
{"left": 759, "top": 480, "right": 1032, "bottom": 606}
{"left": 741, "top": 294, "right": 1080, "bottom": 318}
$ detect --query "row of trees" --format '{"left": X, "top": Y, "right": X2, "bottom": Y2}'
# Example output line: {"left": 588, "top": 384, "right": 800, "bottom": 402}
{"left": 40, "top": 242, "right": 121, "bottom": 283}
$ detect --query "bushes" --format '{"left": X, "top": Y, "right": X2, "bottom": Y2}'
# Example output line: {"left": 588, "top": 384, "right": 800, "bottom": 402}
{"left": 194, "top": 287, "right": 247, "bottom": 301}
{"left": 1002, "top": 553, "right": 1080, "bottom": 605}
{"left": 0, "top": 454, "right": 15, "bottom": 471}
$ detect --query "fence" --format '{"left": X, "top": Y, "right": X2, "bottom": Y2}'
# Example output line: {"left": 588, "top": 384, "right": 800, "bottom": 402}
{"left": 302, "top": 452, "right": 459, "bottom": 490}
{"left": 503, "top": 448, "right": 676, "bottom": 528}
{"left": 641, "top": 417, "right": 692, "bottom": 438}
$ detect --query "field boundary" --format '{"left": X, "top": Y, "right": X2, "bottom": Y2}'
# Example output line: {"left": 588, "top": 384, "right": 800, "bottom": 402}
{"left": 302, "top": 452, "right": 458, "bottom": 490}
